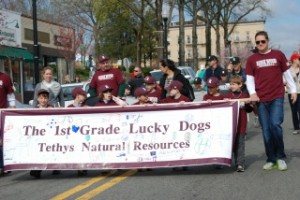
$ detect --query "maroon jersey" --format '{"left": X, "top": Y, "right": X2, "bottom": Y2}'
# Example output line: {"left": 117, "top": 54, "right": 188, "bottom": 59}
{"left": 67, "top": 103, "right": 87, "bottom": 108}
{"left": 246, "top": 49, "right": 289, "bottom": 102}
{"left": 90, "top": 68, "right": 124, "bottom": 96}
{"left": 160, "top": 94, "right": 191, "bottom": 103}
{"left": 35, "top": 104, "right": 54, "bottom": 108}
{"left": 95, "top": 100, "right": 118, "bottom": 106}
{"left": 225, "top": 92, "right": 250, "bottom": 134}
{"left": 0, "top": 72, "right": 14, "bottom": 108}
{"left": 203, "top": 94, "right": 224, "bottom": 101}
{"left": 147, "top": 89, "right": 162, "bottom": 103}
{"left": 132, "top": 101, "right": 153, "bottom": 105}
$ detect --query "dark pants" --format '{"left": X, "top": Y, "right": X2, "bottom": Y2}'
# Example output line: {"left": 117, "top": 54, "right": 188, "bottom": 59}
{"left": 234, "top": 134, "right": 245, "bottom": 166}
{"left": 0, "top": 146, "right": 3, "bottom": 169}
{"left": 288, "top": 93, "right": 300, "bottom": 130}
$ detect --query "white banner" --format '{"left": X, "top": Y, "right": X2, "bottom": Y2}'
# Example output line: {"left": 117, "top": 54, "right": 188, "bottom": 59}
{"left": 1, "top": 102, "right": 239, "bottom": 170}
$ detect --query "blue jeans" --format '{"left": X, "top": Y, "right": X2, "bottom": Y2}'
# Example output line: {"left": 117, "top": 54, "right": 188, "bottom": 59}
{"left": 257, "top": 97, "right": 286, "bottom": 163}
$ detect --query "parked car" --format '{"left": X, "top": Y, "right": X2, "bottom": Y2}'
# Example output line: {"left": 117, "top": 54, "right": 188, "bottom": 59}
{"left": 61, "top": 82, "right": 90, "bottom": 107}
{"left": 150, "top": 66, "right": 196, "bottom": 84}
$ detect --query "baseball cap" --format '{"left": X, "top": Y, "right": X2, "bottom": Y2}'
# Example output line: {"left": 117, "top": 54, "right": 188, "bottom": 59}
{"left": 206, "top": 77, "right": 219, "bottom": 87}
{"left": 207, "top": 55, "right": 218, "bottom": 62}
{"left": 230, "top": 56, "right": 240, "bottom": 64}
{"left": 144, "top": 76, "right": 156, "bottom": 84}
{"left": 194, "top": 77, "right": 202, "bottom": 84}
{"left": 98, "top": 84, "right": 113, "bottom": 93}
{"left": 134, "top": 87, "right": 149, "bottom": 97}
{"left": 290, "top": 53, "right": 300, "bottom": 61}
{"left": 72, "top": 87, "right": 87, "bottom": 98}
{"left": 221, "top": 69, "right": 228, "bottom": 76}
{"left": 167, "top": 80, "right": 183, "bottom": 91}
{"left": 37, "top": 89, "right": 49, "bottom": 96}
{"left": 98, "top": 54, "right": 109, "bottom": 63}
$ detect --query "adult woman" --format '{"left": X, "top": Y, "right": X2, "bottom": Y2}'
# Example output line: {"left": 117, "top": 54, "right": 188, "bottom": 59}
{"left": 287, "top": 53, "right": 300, "bottom": 134}
{"left": 32, "top": 66, "right": 65, "bottom": 107}
{"left": 159, "top": 59, "right": 195, "bottom": 101}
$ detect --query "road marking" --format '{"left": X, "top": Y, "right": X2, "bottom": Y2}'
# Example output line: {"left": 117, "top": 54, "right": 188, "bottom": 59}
{"left": 76, "top": 169, "right": 138, "bottom": 200}
{"left": 50, "top": 170, "right": 117, "bottom": 200}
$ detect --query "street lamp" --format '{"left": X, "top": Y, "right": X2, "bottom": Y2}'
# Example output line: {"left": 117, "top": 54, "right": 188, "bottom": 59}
{"left": 162, "top": 8, "right": 168, "bottom": 61}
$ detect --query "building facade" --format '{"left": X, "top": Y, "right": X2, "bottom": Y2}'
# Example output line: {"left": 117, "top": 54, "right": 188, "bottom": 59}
{"left": 167, "top": 20, "right": 265, "bottom": 67}
{"left": 0, "top": 9, "right": 75, "bottom": 103}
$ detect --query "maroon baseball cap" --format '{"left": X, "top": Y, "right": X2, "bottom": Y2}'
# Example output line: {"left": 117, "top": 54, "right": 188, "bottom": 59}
{"left": 37, "top": 89, "right": 49, "bottom": 96}
{"left": 167, "top": 80, "right": 183, "bottom": 91}
{"left": 98, "top": 84, "right": 113, "bottom": 93}
{"left": 134, "top": 87, "right": 149, "bottom": 97}
{"left": 98, "top": 54, "right": 109, "bottom": 63}
{"left": 144, "top": 76, "right": 156, "bottom": 84}
{"left": 72, "top": 87, "right": 87, "bottom": 98}
{"left": 206, "top": 77, "right": 219, "bottom": 87}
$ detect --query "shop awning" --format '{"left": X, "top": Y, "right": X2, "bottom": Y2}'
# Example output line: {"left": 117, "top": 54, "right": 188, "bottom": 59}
{"left": 0, "top": 46, "right": 34, "bottom": 62}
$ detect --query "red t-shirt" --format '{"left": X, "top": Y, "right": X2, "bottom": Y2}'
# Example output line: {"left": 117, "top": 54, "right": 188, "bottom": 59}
{"left": 90, "top": 68, "right": 124, "bottom": 96}
{"left": 0, "top": 72, "right": 14, "bottom": 108}
{"left": 203, "top": 94, "right": 224, "bottom": 101}
{"left": 160, "top": 94, "right": 191, "bottom": 103}
{"left": 225, "top": 92, "right": 250, "bottom": 134}
{"left": 148, "top": 89, "right": 162, "bottom": 103}
{"left": 246, "top": 49, "right": 289, "bottom": 102}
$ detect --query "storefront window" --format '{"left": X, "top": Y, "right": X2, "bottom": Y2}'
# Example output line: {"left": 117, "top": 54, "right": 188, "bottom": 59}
{"left": 24, "top": 62, "right": 35, "bottom": 91}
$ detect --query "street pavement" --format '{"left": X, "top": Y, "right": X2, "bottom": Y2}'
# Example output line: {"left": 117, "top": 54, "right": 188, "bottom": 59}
{"left": 1, "top": 94, "right": 300, "bottom": 200}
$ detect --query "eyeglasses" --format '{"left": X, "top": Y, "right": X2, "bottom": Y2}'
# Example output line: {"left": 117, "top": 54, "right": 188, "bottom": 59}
{"left": 255, "top": 40, "right": 266, "bottom": 45}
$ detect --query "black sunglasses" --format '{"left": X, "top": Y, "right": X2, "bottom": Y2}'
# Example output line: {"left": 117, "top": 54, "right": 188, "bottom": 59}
{"left": 255, "top": 40, "right": 266, "bottom": 45}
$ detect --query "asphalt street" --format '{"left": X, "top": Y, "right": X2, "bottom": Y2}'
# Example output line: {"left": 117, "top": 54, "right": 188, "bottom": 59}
{"left": 1, "top": 93, "right": 300, "bottom": 200}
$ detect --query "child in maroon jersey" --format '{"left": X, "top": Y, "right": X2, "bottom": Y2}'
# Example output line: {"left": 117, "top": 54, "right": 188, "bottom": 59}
{"left": 30, "top": 89, "right": 61, "bottom": 178}
{"left": 160, "top": 80, "right": 190, "bottom": 103}
{"left": 68, "top": 87, "right": 88, "bottom": 108}
{"left": 132, "top": 87, "right": 152, "bottom": 105}
{"left": 95, "top": 85, "right": 118, "bottom": 106}
{"left": 144, "top": 76, "right": 161, "bottom": 103}
{"left": 203, "top": 77, "right": 224, "bottom": 102}
{"left": 225, "top": 75, "right": 253, "bottom": 172}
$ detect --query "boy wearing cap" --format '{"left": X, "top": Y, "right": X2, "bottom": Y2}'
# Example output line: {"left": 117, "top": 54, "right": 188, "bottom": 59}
{"left": 30, "top": 89, "right": 62, "bottom": 178}
{"left": 219, "top": 69, "right": 230, "bottom": 96}
{"left": 68, "top": 87, "right": 88, "bottom": 108}
{"left": 144, "top": 76, "right": 161, "bottom": 103}
{"left": 160, "top": 80, "right": 190, "bottom": 103}
{"left": 95, "top": 85, "right": 118, "bottom": 106}
{"left": 193, "top": 77, "right": 202, "bottom": 91}
{"left": 132, "top": 87, "right": 152, "bottom": 105}
{"left": 203, "top": 77, "right": 224, "bottom": 101}
{"left": 203, "top": 55, "right": 224, "bottom": 82}
{"left": 89, "top": 54, "right": 124, "bottom": 97}
{"left": 230, "top": 56, "right": 246, "bottom": 82}
{"left": 224, "top": 75, "right": 253, "bottom": 172}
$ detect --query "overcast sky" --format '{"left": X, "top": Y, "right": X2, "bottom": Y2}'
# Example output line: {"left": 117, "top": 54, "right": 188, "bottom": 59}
{"left": 265, "top": 0, "right": 300, "bottom": 57}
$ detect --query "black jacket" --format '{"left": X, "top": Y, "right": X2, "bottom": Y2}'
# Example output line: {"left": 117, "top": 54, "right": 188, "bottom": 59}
{"left": 159, "top": 69, "right": 195, "bottom": 101}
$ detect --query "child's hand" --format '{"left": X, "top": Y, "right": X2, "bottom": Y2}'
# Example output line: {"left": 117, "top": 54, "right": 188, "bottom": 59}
{"left": 224, "top": 98, "right": 230, "bottom": 102}
{"left": 207, "top": 99, "right": 213, "bottom": 104}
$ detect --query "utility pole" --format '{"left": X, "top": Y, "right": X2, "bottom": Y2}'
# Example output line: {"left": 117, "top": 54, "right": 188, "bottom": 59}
{"left": 32, "top": 0, "right": 40, "bottom": 85}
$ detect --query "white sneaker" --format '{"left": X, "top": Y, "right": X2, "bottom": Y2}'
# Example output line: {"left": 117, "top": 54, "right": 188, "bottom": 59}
{"left": 292, "top": 130, "right": 299, "bottom": 135}
{"left": 277, "top": 159, "right": 287, "bottom": 171}
{"left": 262, "top": 162, "right": 277, "bottom": 170}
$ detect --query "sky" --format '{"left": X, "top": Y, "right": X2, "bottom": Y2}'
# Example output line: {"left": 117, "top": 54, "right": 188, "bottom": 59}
{"left": 265, "top": 0, "right": 300, "bottom": 57}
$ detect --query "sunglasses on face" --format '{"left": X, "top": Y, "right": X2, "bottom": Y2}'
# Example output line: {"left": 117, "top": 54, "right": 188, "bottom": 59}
{"left": 255, "top": 40, "right": 266, "bottom": 45}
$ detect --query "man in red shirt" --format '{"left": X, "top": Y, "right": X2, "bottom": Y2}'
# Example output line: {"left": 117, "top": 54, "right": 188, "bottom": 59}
{"left": 0, "top": 71, "right": 16, "bottom": 175}
{"left": 89, "top": 55, "right": 124, "bottom": 97}
{"left": 246, "top": 31, "right": 297, "bottom": 171}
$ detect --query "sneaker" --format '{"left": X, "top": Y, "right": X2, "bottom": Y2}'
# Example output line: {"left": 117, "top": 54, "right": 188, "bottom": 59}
{"left": 292, "top": 130, "right": 299, "bottom": 135}
{"left": 262, "top": 162, "right": 277, "bottom": 170}
{"left": 236, "top": 165, "right": 245, "bottom": 172}
{"left": 254, "top": 116, "right": 260, "bottom": 128}
{"left": 277, "top": 159, "right": 287, "bottom": 171}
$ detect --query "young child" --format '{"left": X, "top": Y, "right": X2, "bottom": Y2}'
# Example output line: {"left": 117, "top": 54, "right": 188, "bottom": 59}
{"left": 160, "top": 80, "right": 190, "bottom": 103}
{"left": 219, "top": 69, "right": 231, "bottom": 96}
{"left": 203, "top": 77, "right": 224, "bottom": 101}
{"left": 67, "top": 87, "right": 88, "bottom": 176}
{"left": 30, "top": 89, "right": 60, "bottom": 178}
{"left": 224, "top": 75, "right": 253, "bottom": 172}
{"left": 68, "top": 87, "right": 87, "bottom": 108}
{"left": 95, "top": 85, "right": 118, "bottom": 106}
{"left": 193, "top": 77, "right": 202, "bottom": 91}
{"left": 132, "top": 87, "right": 152, "bottom": 105}
{"left": 144, "top": 76, "right": 161, "bottom": 103}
